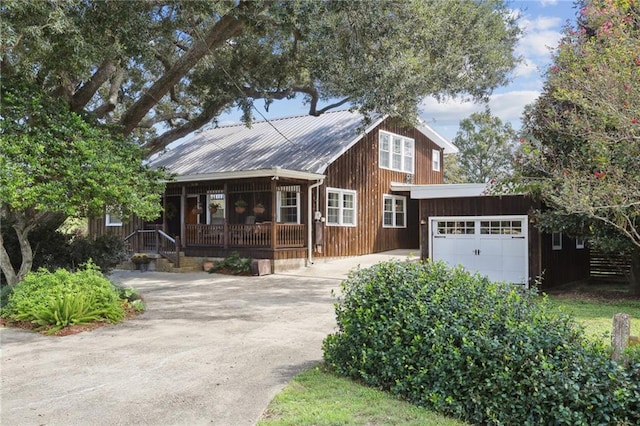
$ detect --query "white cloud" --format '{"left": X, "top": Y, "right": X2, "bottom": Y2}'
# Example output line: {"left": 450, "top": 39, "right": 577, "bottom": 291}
{"left": 540, "top": 0, "right": 559, "bottom": 6}
{"left": 419, "top": 90, "right": 541, "bottom": 140}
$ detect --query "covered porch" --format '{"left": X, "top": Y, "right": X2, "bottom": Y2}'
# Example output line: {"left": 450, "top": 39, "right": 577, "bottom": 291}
{"left": 151, "top": 169, "right": 324, "bottom": 262}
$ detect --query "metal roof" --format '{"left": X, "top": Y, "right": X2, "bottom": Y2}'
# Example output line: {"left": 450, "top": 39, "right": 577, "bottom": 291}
{"left": 148, "top": 110, "right": 452, "bottom": 177}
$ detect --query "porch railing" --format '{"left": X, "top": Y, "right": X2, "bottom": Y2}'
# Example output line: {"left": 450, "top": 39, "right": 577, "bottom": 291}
{"left": 277, "top": 224, "right": 305, "bottom": 247}
{"left": 123, "top": 229, "right": 181, "bottom": 267}
{"left": 184, "top": 222, "right": 305, "bottom": 248}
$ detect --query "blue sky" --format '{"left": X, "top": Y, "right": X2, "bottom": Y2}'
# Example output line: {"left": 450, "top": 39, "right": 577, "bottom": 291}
{"left": 218, "top": 0, "right": 579, "bottom": 141}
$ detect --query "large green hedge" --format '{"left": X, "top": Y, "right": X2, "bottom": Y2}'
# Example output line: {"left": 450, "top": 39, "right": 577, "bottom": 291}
{"left": 323, "top": 260, "right": 640, "bottom": 425}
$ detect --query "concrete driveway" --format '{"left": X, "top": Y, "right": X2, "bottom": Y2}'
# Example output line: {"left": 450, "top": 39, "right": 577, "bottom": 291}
{"left": 0, "top": 250, "right": 416, "bottom": 426}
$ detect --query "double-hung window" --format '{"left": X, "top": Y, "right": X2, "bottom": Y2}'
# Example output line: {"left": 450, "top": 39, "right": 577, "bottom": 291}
{"left": 379, "top": 131, "right": 414, "bottom": 173}
{"left": 326, "top": 188, "right": 357, "bottom": 226}
{"left": 432, "top": 149, "right": 441, "bottom": 172}
{"left": 382, "top": 195, "right": 406, "bottom": 228}
{"left": 277, "top": 186, "right": 301, "bottom": 223}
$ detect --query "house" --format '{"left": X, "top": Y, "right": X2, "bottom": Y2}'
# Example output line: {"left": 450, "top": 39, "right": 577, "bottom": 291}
{"left": 90, "top": 110, "right": 455, "bottom": 271}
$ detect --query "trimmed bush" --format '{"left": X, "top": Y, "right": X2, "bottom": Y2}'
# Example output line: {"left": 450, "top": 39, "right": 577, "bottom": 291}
{"left": 323, "top": 260, "right": 640, "bottom": 425}
{"left": 1, "top": 262, "right": 125, "bottom": 334}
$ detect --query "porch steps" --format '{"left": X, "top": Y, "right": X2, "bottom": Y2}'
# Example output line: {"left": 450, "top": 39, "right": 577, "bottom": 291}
{"left": 116, "top": 253, "right": 203, "bottom": 273}
{"left": 156, "top": 254, "right": 202, "bottom": 273}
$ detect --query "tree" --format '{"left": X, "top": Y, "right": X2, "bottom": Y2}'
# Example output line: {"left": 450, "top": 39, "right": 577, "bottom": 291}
{"left": 1, "top": 0, "right": 521, "bottom": 155}
{"left": 0, "top": 75, "right": 165, "bottom": 287}
{"left": 515, "top": 0, "right": 640, "bottom": 293}
{"left": 449, "top": 110, "right": 517, "bottom": 183}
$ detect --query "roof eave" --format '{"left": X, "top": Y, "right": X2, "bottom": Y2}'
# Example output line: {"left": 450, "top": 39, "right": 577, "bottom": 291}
{"left": 164, "top": 168, "right": 326, "bottom": 183}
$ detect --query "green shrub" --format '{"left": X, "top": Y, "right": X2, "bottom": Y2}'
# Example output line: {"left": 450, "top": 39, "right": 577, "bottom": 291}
{"left": 208, "top": 251, "right": 251, "bottom": 275}
{"left": 1, "top": 262, "right": 125, "bottom": 334}
{"left": 323, "top": 260, "right": 640, "bottom": 425}
{"left": 68, "top": 233, "right": 127, "bottom": 273}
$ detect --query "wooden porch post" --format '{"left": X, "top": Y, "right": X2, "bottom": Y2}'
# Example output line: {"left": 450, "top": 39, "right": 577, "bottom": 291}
{"left": 271, "top": 179, "right": 277, "bottom": 249}
{"left": 162, "top": 192, "right": 167, "bottom": 233}
{"left": 223, "top": 182, "right": 229, "bottom": 249}
{"left": 180, "top": 185, "right": 186, "bottom": 245}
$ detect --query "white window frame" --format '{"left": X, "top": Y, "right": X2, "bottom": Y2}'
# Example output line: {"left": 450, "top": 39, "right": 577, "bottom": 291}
{"left": 552, "top": 232, "right": 563, "bottom": 250}
{"left": 382, "top": 194, "right": 407, "bottom": 228}
{"left": 277, "top": 186, "right": 301, "bottom": 224}
{"left": 576, "top": 238, "right": 585, "bottom": 249}
{"left": 432, "top": 149, "right": 441, "bottom": 172}
{"left": 105, "top": 212, "right": 122, "bottom": 227}
{"left": 379, "top": 131, "right": 414, "bottom": 173}
{"left": 326, "top": 188, "right": 357, "bottom": 227}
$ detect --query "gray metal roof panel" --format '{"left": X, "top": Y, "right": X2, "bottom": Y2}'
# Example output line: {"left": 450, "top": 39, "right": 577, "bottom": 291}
{"left": 148, "top": 110, "right": 370, "bottom": 176}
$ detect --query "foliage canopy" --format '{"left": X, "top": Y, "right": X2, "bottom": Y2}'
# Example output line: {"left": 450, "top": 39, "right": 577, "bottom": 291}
{"left": 1, "top": 0, "right": 521, "bottom": 154}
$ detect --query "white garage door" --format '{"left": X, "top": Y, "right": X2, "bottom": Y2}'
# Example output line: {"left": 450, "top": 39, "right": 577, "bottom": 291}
{"left": 430, "top": 216, "right": 528, "bottom": 285}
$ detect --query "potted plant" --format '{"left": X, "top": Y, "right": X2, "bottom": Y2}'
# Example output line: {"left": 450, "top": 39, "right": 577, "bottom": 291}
{"left": 131, "top": 253, "right": 151, "bottom": 272}
{"left": 235, "top": 199, "right": 248, "bottom": 214}
{"left": 253, "top": 203, "right": 265, "bottom": 215}
{"left": 209, "top": 202, "right": 221, "bottom": 214}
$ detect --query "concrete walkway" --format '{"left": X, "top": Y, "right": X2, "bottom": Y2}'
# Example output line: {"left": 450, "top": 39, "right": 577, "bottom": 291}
{"left": 0, "top": 251, "right": 417, "bottom": 426}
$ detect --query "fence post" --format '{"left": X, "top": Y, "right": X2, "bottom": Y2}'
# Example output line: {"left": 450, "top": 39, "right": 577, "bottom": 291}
{"left": 612, "top": 313, "right": 631, "bottom": 361}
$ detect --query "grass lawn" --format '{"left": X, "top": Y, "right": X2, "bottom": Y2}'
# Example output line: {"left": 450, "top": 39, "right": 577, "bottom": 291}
{"left": 258, "top": 365, "right": 466, "bottom": 426}
{"left": 544, "top": 288, "right": 640, "bottom": 343}
{"left": 259, "top": 286, "right": 639, "bottom": 425}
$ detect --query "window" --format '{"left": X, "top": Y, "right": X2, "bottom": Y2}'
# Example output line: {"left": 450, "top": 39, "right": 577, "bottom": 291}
{"left": 105, "top": 211, "right": 122, "bottom": 227}
{"left": 480, "top": 220, "right": 523, "bottom": 235}
{"left": 379, "top": 131, "right": 414, "bottom": 173}
{"left": 383, "top": 195, "right": 406, "bottom": 228}
{"left": 277, "top": 185, "right": 300, "bottom": 223}
{"left": 576, "top": 238, "right": 585, "bottom": 249}
{"left": 207, "top": 191, "right": 225, "bottom": 223}
{"left": 552, "top": 232, "right": 562, "bottom": 250}
{"left": 432, "top": 149, "right": 441, "bottom": 172}
{"left": 437, "top": 220, "right": 475, "bottom": 235}
{"left": 326, "top": 188, "right": 357, "bottom": 226}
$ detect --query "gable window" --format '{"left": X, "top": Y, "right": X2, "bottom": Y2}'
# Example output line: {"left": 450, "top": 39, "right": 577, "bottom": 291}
{"left": 326, "top": 188, "right": 357, "bottom": 226}
{"left": 379, "top": 131, "right": 414, "bottom": 173}
{"left": 383, "top": 195, "right": 406, "bottom": 228}
{"left": 552, "top": 232, "right": 562, "bottom": 250}
{"left": 105, "top": 210, "right": 122, "bottom": 227}
{"left": 277, "top": 185, "right": 300, "bottom": 223}
{"left": 432, "top": 149, "right": 441, "bottom": 172}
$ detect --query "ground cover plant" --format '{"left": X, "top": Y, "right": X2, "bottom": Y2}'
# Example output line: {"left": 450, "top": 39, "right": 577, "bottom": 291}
{"left": 1, "top": 262, "right": 143, "bottom": 335}
{"left": 259, "top": 365, "right": 466, "bottom": 426}
{"left": 323, "top": 260, "right": 640, "bottom": 425}
{"left": 207, "top": 252, "right": 252, "bottom": 276}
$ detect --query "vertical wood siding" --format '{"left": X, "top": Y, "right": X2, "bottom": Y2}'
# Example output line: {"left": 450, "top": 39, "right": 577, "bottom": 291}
{"left": 317, "top": 118, "right": 444, "bottom": 257}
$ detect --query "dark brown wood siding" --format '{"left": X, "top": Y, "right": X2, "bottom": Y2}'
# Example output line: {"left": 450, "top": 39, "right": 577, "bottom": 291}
{"left": 540, "top": 232, "right": 590, "bottom": 287}
{"left": 316, "top": 119, "right": 443, "bottom": 257}
{"left": 88, "top": 215, "right": 144, "bottom": 240}
{"left": 418, "top": 195, "right": 543, "bottom": 285}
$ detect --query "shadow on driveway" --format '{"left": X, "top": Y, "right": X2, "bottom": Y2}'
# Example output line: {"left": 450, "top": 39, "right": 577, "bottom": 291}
{"left": 1, "top": 271, "right": 340, "bottom": 426}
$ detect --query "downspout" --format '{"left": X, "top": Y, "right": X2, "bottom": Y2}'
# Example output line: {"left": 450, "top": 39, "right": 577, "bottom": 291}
{"left": 307, "top": 178, "right": 324, "bottom": 265}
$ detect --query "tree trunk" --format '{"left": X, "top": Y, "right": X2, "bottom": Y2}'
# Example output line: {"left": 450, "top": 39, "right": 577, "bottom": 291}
{"left": 630, "top": 249, "right": 640, "bottom": 296}
{"left": 0, "top": 215, "right": 36, "bottom": 287}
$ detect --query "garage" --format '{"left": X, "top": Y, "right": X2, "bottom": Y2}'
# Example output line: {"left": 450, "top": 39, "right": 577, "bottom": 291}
{"left": 429, "top": 215, "right": 528, "bottom": 285}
